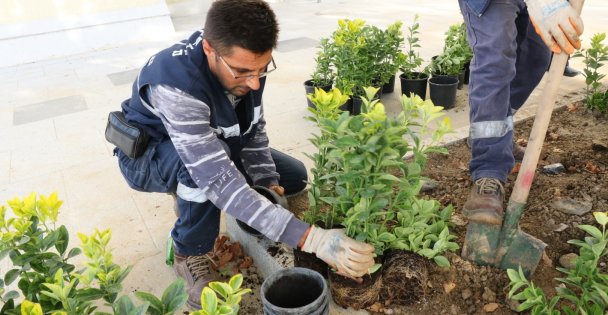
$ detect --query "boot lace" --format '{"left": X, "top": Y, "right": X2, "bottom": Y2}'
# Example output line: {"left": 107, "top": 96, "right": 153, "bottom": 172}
{"left": 185, "top": 255, "right": 212, "bottom": 281}
{"left": 475, "top": 178, "right": 504, "bottom": 196}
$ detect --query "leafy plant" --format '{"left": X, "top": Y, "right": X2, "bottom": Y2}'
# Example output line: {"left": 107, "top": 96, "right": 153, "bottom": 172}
{"left": 429, "top": 22, "right": 470, "bottom": 76}
{"left": 323, "top": 19, "right": 404, "bottom": 97}
{"left": 573, "top": 33, "right": 608, "bottom": 112}
{"left": 310, "top": 38, "right": 335, "bottom": 87}
{"left": 400, "top": 14, "right": 425, "bottom": 79}
{"left": 0, "top": 193, "right": 187, "bottom": 315}
{"left": 305, "top": 87, "right": 459, "bottom": 267}
{"left": 191, "top": 274, "right": 251, "bottom": 315}
{"left": 507, "top": 211, "right": 608, "bottom": 314}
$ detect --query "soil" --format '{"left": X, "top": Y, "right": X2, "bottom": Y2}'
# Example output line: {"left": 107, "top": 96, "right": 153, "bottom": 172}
{"left": 285, "top": 97, "right": 607, "bottom": 314}
{"left": 191, "top": 96, "right": 607, "bottom": 314}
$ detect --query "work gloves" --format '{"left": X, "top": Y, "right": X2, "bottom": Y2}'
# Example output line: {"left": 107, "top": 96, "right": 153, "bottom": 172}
{"left": 526, "top": 0, "right": 584, "bottom": 54}
{"left": 301, "top": 226, "right": 375, "bottom": 281}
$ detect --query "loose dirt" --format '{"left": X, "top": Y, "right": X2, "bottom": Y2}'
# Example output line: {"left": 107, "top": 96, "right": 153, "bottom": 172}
{"left": 199, "top": 96, "right": 607, "bottom": 315}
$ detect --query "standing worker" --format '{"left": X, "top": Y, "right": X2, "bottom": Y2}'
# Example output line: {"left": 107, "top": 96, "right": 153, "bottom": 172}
{"left": 111, "top": 0, "right": 374, "bottom": 309}
{"left": 458, "top": 0, "right": 584, "bottom": 224}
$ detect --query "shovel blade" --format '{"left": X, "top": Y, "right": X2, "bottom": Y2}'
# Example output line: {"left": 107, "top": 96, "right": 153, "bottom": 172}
{"left": 499, "top": 231, "right": 547, "bottom": 277}
{"left": 461, "top": 221, "right": 502, "bottom": 266}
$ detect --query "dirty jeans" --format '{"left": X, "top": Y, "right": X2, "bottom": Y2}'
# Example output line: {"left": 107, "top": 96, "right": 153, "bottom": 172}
{"left": 459, "top": 0, "right": 551, "bottom": 182}
{"left": 115, "top": 139, "right": 307, "bottom": 256}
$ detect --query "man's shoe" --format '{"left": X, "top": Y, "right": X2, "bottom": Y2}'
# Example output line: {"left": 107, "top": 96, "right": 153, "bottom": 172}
{"left": 563, "top": 65, "right": 580, "bottom": 77}
{"left": 173, "top": 252, "right": 220, "bottom": 309}
{"left": 462, "top": 178, "right": 505, "bottom": 225}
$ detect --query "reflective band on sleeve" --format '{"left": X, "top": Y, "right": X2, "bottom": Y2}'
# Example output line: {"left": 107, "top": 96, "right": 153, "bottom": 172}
{"left": 176, "top": 182, "right": 208, "bottom": 203}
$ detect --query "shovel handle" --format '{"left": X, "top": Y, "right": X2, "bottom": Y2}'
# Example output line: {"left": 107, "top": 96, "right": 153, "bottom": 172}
{"left": 510, "top": 0, "right": 585, "bottom": 204}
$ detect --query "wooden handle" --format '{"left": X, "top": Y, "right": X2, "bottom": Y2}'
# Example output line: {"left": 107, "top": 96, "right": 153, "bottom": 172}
{"left": 510, "top": 0, "right": 585, "bottom": 203}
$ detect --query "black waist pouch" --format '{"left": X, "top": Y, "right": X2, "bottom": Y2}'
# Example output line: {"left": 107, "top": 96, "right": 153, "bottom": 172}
{"left": 105, "top": 111, "right": 149, "bottom": 159}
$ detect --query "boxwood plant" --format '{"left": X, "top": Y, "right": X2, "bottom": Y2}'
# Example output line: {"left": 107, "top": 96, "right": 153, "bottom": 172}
{"left": 0, "top": 193, "right": 188, "bottom": 315}
{"left": 305, "top": 87, "right": 459, "bottom": 267}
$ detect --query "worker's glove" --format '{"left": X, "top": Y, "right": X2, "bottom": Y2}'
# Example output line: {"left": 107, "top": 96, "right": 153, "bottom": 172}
{"left": 268, "top": 184, "right": 285, "bottom": 196}
{"left": 301, "top": 227, "right": 375, "bottom": 281}
{"left": 526, "top": 0, "right": 584, "bottom": 54}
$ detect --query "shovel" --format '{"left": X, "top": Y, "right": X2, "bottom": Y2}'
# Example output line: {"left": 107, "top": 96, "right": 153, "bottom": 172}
{"left": 461, "top": 0, "right": 584, "bottom": 276}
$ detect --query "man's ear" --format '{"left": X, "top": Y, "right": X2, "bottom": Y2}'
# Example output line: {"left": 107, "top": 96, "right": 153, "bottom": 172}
{"left": 202, "top": 39, "right": 213, "bottom": 56}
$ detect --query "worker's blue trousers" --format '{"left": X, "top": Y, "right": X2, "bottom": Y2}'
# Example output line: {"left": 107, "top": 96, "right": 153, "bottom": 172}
{"left": 459, "top": 0, "right": 551, "bottom": 182}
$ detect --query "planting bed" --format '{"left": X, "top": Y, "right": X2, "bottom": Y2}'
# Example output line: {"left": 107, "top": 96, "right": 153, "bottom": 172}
{"left": 216, "top": 95, "right": 607, "bottom": 315}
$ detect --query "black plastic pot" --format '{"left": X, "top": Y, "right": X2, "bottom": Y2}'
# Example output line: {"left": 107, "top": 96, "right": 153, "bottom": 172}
{"left": 236, "top": 185, "right": 289, "bottom": 236}
{"left": 463, "top": 61, "right": 471, "bottom": 85}
{"left": 429, "top": 75, "right": 459, "bottom": 109}
{"left": 304, "top": 79, "right": 332, "bottom": 109}
{"left": 381, "top": 74, "right": 396, "bottom": 94}
{"left": 457, "top": 69, "right": 465, "bottom": 90}
{"left": 261, "top": 267, "right": 329, "bottom": 315}
{"left": 399, "top": 72, "right": 429, "bottom": 100}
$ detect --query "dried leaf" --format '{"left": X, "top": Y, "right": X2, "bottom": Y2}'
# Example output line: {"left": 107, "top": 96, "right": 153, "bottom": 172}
{"left": 515, "top": 138, "right": 528, "bottom": 146}
{"left": 457, "top": 161, "right": 468, "bottom": 171}
{"left": 238, "top": 256, "right": 253, "bottom": 269}
{"left": 217, "top": 252, "right": 234, "bottom": 268}
{"left": 566, "top": 103, "right": 578, "bottom": 112}
{"left": 585, "top": 162, "right": 600, "bottom": 174}
{"left": 511, "top": 163, "right": 521, "bottom": 174}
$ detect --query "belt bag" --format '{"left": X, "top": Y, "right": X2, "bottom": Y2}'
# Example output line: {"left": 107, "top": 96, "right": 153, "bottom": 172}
{"left": 105, "top": 111, "right": 149, "bottom": 159}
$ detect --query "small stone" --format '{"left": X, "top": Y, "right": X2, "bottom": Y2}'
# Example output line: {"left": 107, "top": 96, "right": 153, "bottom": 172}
{"left": 592, "top": 140, "right": 608, "bottom": 152}
{"left": 420, "top": 179, "right": 439, "bottom": 192}
{"left": 462, "top": 288, "right": 472, "bottom": 300}
{"left": 482, "top": 287, "right": 496, "bottom": 302}
{"left": 552, "top": 198, "right": 593, "bottom": 215}
{"left": 444, "top": 282, "right": 456, "bottom": 294}
{"left": 559, "top": 253, "right": 579, "bottom": 269}
{"left": 384, "top": 308, "right": 394, "bottom": 315}
{"left": 542, "top": 163, "right": 566, "bottom": 175}
{"left": 483, "top": 303, "right": 500, "bottom": 312}
{"left": 553, "top": 223, "right": 568, "bottom": 232}
{"left": 450, "top": 304, "right": 459, "bottom": 315}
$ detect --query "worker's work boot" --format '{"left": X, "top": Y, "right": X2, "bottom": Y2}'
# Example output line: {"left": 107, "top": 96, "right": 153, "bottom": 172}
{"left": 462, "top": 178, "right": 505, "bottom": 225}
{"left": 173, "top": 251, "right": 220, "bottom": 309}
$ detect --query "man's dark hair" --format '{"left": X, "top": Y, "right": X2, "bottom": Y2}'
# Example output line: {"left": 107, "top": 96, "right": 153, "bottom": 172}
{"left": 203, "top": 0, "right": 279, "bottom": 55}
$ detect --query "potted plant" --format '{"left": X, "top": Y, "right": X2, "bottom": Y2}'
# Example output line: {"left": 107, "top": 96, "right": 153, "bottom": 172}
{"left": 303, "top": 87, "right": 459, "bottom": 310}
{"left": 399, "top": 14, "right": 429, "bottom": 100}
{"left": 304, "top": 38, "right": 336, "bottom": 108}
{"left": 329, "top": 19, "right": 387, "bottom": 114}
{"left": 428, "top": 42, "right": 463, "bottom": 109}
{"left": 442, "top": 22, "right": 472, "bottom": 88}
{"left": 573, "top": 32, "right": 608, "bottom": 113}
{"left": 375, "top": 21, "right": 407, "bottom": 94}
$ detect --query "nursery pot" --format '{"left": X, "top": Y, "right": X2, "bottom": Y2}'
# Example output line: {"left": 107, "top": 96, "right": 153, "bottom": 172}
{"left": 399, "top": 72, "right": 428, "bottom": 100}
{"left": 429, "top": 75, "right": 459, "bottom": 109}
{"left": 463, "top": 61, "right": 471, "bottom": 85}
{"left": 236, "top": 185, "right": 289, "bottom": 236}
{"left": 261, "top": 267, "right": 329, "bottom": 315}
{"left": 304, "top": 79, "right": 332, "bottom": 109}
{"left": 457, "top": 69, "right": 465, "bottom": 90}
{"left": 381, "top": 74, "right": 396, "bottom": 94}
{"left": 339, "top": 96, "right": 363, "bottom": 115}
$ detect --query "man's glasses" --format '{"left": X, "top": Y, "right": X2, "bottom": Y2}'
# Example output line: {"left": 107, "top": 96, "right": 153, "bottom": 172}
{"left": 217, "top": 54, "right": 277, "bottom": 80}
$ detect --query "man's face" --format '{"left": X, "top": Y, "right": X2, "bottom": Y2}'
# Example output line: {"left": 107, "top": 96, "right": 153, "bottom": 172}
{"left": 203, "top": 39, "right": 274, "bottom": 97}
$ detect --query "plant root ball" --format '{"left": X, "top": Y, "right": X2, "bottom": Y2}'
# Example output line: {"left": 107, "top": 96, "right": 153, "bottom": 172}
{"left": 381, "top": 250, "right": 429, "bottom": 305}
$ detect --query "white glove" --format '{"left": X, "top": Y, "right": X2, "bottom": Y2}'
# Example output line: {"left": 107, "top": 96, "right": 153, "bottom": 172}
{"left": 301, "top": 227, "right": 375, "bottom": 280}
{"left": 526, "top": 0, "right": 584, "bottom": 54}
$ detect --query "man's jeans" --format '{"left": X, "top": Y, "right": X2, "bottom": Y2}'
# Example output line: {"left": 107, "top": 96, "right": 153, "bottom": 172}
{"left": 115, "top": 138, "right": 307, "bottom": 256}
{"left": 459, "top": 0, "right": 551, "bottom": 182}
